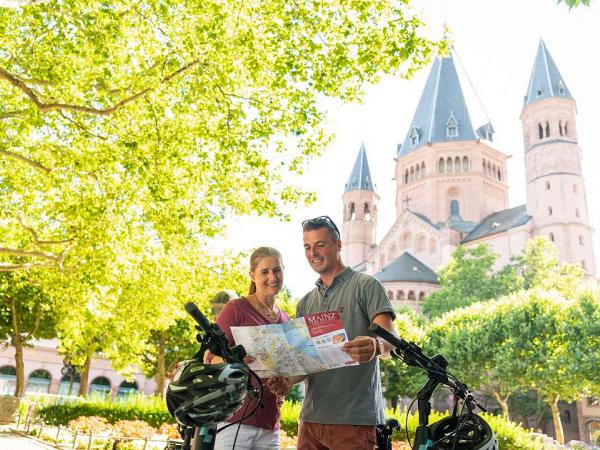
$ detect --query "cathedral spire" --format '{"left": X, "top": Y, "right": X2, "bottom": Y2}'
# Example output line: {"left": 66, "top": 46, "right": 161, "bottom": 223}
{"left": 398, "top": 54, "right": 477, "bottom": 156}
{"left": 524, "top": 39, "right": 573, "bottom": 106}
{"left": 345, "top": 143, "right": 374, "bottom": 192}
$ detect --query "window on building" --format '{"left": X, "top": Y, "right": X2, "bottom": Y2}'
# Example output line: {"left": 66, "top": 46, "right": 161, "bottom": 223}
{"left": 573, "top": 184, "right": 578, "bottom": 193}
{"left": 545, "top": 181, "right": 551, "bottom": 190}
{"left": 538, "top": 123, "right": 544, "bottom": 139}
{"left": 364, "top": 203, "right": 371, "bottom": 221}
{"left": 545, "top": 121, "right": 550, "bottom": 138}
{"left": 576, "top": 208, "right": 580, "bottom": 218}
{"left": 415, "top": 164, "right": 421, "bottom": 179}
{"left": 497, "top": 169, "right": 502, "bottom": 181}
{"left": 350, "top": 203, "right": 356, "bottom": 220}
{"left": 559, "top": 120, "right": 563, "bottom": 136}
{"left": 418, "top": 292, "right": 425, "bottom": 301}
{"left": 537, "top": 88, "right": 543, "bottom": 97}
{"left": 462, "top": 156, "right": 469, "bottom": 172}
{"left": 410, "top": 128, "right": 420, "bottom": 147}
{"left": 548, "top": 206, "right": 553, "bottom": 216}
{"left": 408, "top": 291, "right": 416, "bottom": 301}
{"left": 582, "top": 260, "right": 587, "bottom": 270}
{"left": 404, "top": 170, "right": 409, "bottom": 184}
{"left": 549, "top": 232, "right": 555, "bottom": 242}
{"left": 421, "top": 162, "right": 426, "bottom": 176}
{"left": 564, "top": 121, "right": 568, "bottom": 136}
{"left": 446, "top": 157, "right": 453, "bottom": 173}
{"left": 455, "top": 156, "right": 461, "bottom": 171}
{"left": 410, "top": 167, "right": 415, "bottom": 182}
{"left": 438, "top": 158, "right": 445, "bottom": 173}
{"left": 446, "top": 115, "right": 459, "bottom": 138}
{"left": 397, "top": 290, "right": 405, "bottom": 301}
{"left": 579, "top": 235, "right": 584, "bottom": 245}
{"left": 387, "top": 290, "right": 394, "bottom": 300}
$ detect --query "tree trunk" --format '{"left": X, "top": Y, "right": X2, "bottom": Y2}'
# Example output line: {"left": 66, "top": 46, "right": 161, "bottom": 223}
{"left": 78, "top": 356, "right": 92, "bottom": 397}
{"left": 154, "top": 333, "right": 166, "bottom": 396}
{"left": 10, "top": 297, "right": 26, "bottom": 398}
{"left": 549, "top": 394, "right": 565, "bottom": 445}
{"left": 492, "top": 392, "right": 510, "bottom": 420}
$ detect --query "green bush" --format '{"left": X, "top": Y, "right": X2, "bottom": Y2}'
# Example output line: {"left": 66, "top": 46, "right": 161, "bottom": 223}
{"left": 280, "top": 401, "right": 302, "bottom": 437}
{"left": 35, "top": 394, "right": 174, "bottom": 428}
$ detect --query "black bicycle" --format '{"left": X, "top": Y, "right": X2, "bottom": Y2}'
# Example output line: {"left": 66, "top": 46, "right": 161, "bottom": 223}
{"left": 165, "top": 302, "right": 264, "bottom": 450}
{"left": 370, "top": 324, "right": 499, "bottom": 450}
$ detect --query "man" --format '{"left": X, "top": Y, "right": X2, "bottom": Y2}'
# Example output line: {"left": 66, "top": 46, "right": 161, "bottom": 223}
{"left": 267, "top": 215, "right": 396, "bottom": 450}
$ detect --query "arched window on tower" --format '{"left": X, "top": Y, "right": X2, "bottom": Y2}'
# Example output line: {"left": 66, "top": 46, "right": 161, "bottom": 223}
{"left": 487, "top": 161, "right": 492, "bottom": 176}
{"left": 350, "top": 203, "right": 356, "bottom": 220}
{"left": 549, "top": 232, "right": 555, "bottom": 242}
{"left": 439, "top": 158, "right": 445, "bottom": 173}
{"left": 404, "top": 169, "right": 409, "bottom": 184}
{"left": 582, "top": 260, "right": 587, "bottom": 271}
{"left": 415, "top": 164, "right": 421, "bottom": 179}
{"left": 364, "top": 203, "right": 371, "bottom": 221}
{"left": 559, "top": 120, "right": 564, "bottom": 136}
{"left": 538, "top": 123, "right": 544, "bottom": 139}
{"left": 421, "top": 162, "right": 425, "bottom": 176}
{"left": 497, "top": 168, "right": 502, "bottom": 181}
{"left": 462, "top": 156, "right": 469, "bottom": 172}
{"left": 548, "top": 206, "right": 553, "bottom": 216}
{"left": 545, "top": 121, "right": 550, "bottom": 137}
{"left": 446, "top": 157, "right": 453, "bottom": 173}
{"left": 410, "top": 167, "right": 415, "bottom": 182}
{"left": 564, "top": 122, "right": 568, "bottom": 136}
{"left": 576, "top": 208, "right": 580, "bottom": 218}
{"left": 545, "top": 181, "right": 551, "bottom": 190}
{"left": 418, "top": 292, "right": 425, "bottom": 301}
{"left": 579, "top": 235, "right": 584, "bottom": 245}
{"left": 397, "top": 290, "right": 405, "bottom": 301}
{"left": 573, "top": 184, "right": 578, "bottom": 193}
{"left": 455, "top": 156, "right": 461, "bottom": 172}
{"left": 482, "top": 159, "right": 486, "bottom": 174}
{"left": 408, "top": 291, "right": 416, "bottom": 301}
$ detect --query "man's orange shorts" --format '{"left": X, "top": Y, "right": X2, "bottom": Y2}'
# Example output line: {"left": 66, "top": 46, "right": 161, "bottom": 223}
{"left": 297, "top": 421, "right": 376, "bottom": 450}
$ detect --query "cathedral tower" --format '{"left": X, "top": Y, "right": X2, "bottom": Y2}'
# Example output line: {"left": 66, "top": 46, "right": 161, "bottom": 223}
{"left": 341, "top": 144, "right": 379, "bottom": 268}
{"left": 521, "top": 40, "right": 596, "bottom": 275}
{"left": 395, "top": 54, "right": 509, "bottom": 225}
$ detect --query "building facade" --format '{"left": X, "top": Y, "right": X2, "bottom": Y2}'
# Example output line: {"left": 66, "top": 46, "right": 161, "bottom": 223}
{"left": 341, "top": 41, "right": 598, "bottom": 442}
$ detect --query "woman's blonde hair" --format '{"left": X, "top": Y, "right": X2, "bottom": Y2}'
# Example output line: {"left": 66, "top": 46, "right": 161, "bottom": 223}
{"left": 248, "top": 247, "right": 283, "bottom": 295}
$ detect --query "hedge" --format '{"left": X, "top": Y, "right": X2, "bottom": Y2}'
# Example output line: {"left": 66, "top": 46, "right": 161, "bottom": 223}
{"left": 35, "top": 395, "right": 173, "bottom": 428}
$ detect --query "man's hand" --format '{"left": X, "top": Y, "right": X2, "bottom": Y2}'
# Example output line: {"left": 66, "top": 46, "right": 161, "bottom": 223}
{"left": 342, "top": 336, "right": 377, "bottom": 363}
{"left": 267, "top": 375, "right": 305, "bottom": 396}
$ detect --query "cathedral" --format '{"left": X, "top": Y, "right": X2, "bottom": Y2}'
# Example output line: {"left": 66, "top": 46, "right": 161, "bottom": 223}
{"left": 341, "top": 40, "right": 596, "bottom": 309}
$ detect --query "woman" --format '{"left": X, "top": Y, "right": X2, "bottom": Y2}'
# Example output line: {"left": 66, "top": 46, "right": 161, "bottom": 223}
{"left": 206, "top": 247, "right": 289, "bottom": 450}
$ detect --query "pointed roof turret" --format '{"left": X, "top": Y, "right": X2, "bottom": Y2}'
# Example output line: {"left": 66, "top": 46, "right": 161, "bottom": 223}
{"left": 398, "top": 55, "right": 477, "bottom": 156}
{"left": 344, "top": 143, "right": 374, "bottom": 192}
{"left": 524, "top": 40, "right": 573, "bottom": 105}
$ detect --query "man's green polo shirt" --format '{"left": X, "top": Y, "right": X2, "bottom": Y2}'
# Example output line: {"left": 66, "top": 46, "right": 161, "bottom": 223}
{"left": 297, "top": 267, "right": 395, "bottom": 425}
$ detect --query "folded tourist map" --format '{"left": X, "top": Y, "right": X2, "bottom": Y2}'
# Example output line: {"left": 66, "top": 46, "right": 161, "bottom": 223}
{"left": 230, "top": 311, "right": 358, "bottom": 377}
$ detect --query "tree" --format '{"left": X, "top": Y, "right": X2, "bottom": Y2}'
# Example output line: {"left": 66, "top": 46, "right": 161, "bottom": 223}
{"left": 0, "top": 271, "right": 56, "bottom": 396}
{"left": 380, "top": 307, "right": 426, "bottom": 405}
{"left": 1, "top": 0, "right": 444, "bottom": 274}
{"left": 422, "top": 244, "right": 519, "bottom": 318}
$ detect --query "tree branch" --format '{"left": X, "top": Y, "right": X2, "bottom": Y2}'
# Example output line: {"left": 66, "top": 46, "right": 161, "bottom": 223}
{"left": 0, "top": 247, "right": 62, "bottom": 261}
{"left": 17, "top": 217, "right": 75, "bottom": 246}
{"left": 0, "top": 149, "right": 52, "bottom": 173}
{"left": 0, "top": 59, "right": 202, "bottom": 116}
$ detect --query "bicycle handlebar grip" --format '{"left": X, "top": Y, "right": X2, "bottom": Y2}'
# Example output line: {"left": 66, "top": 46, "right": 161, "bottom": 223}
{"left": 184, "top": 302, "right": 212, "bottom": 334}
{"left": 369, "top": 323, "right": 406, "bottom": 350}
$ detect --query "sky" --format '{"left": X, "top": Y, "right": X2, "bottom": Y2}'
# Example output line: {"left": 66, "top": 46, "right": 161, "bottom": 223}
{"left": 218, "top": 0, "right": 600, "bottom": 298}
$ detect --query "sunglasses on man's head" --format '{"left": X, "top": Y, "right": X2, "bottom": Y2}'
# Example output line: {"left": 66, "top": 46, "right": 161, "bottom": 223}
{"left": 301, "top": 215, "right": 340, "bottom": 238}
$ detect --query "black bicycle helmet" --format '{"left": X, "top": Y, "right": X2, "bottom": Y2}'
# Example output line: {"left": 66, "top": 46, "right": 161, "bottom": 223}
{"left": 166, "top": 359, "right": 248, "bottom": 427}
{"left": 430, "top": 414, "right": 499, "bottom": 450}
